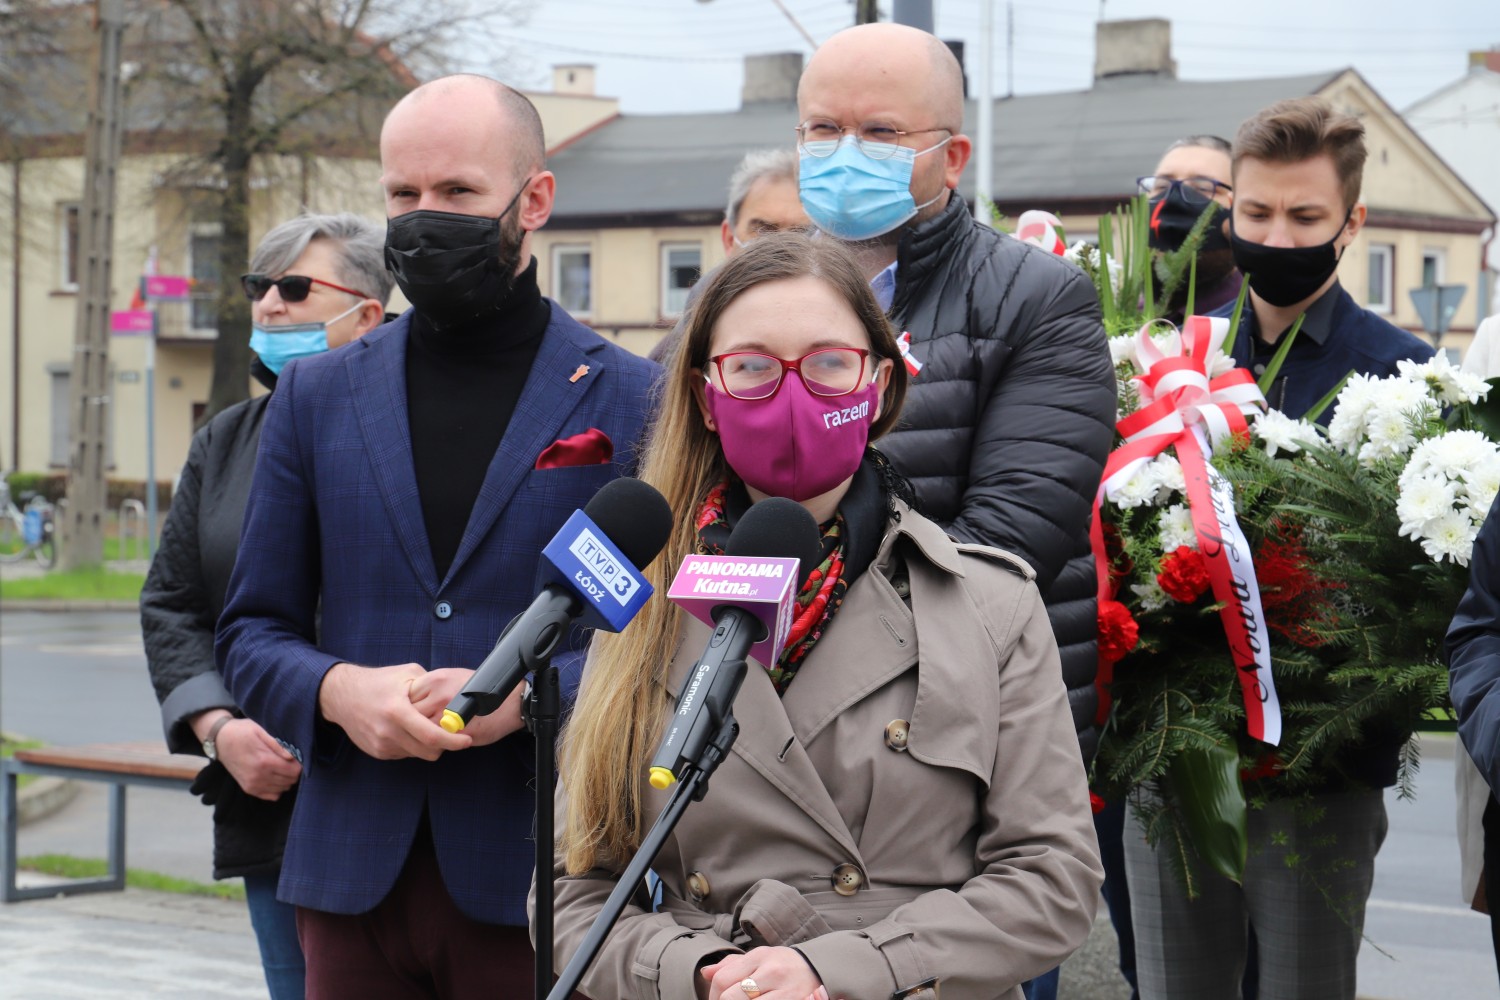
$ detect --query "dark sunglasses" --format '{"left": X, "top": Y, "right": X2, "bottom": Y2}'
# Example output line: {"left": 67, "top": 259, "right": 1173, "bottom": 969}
{"left": 241, "top": 273, "right": 371, "bottom": 303}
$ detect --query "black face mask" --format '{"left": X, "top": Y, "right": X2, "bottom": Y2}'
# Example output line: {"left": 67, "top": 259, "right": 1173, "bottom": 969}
{"left": 1229, "top": 209, "right": 1351, "bottom": 308}
{"left": 1148, "top": 185, "right": 1230, "bottom": 253}
{"left": 383, "top": 180, "right": 529, "bottom": 331}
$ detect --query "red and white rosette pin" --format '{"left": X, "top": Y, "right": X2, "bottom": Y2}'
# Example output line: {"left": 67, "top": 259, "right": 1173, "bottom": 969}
{"left": 896, "top": 331, "right": 923, "bottom": 377}
{"left": 1015, "top": 210, "right": 1067, "bottom": 256}
{"left": 1091, "top": 315, "right": 1283, "bottom": 747}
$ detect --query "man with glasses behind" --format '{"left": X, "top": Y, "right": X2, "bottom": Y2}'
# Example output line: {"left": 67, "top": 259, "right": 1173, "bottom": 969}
{"left": 796, "top": 30, "right": 1114, "bottom": 998}
{"left": 143, "top": 212, "right": 392, "bottom": 1000}
{"left": 1139, "top": 135, "right": 1243, "bottom": 324}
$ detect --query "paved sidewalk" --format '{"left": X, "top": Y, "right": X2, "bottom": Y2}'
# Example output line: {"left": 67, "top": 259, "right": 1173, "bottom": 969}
{"left": 0, "top": 876, "right": 265, "bottom": 999}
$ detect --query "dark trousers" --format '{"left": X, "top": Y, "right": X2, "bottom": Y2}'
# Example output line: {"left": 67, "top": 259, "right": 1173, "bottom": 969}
{"left": 1486, "top": 793, "right": 1500, "bottom": 990}
{"left": 297, "top": 827, "right": 561, "bottom": 1000}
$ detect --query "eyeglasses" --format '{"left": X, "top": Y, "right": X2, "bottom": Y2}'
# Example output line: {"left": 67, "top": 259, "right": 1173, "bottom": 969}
{"left": 241, "top": 273, "right": 371, "bottom": 303}
{"left": 707, "top": 348, "right": 872, "bottom": 400}
{"left": 796, "top": 118, "right": 951, "bottom": 161}
{"left": 1136, "top": 175, "right": 1232, "bottom": 202}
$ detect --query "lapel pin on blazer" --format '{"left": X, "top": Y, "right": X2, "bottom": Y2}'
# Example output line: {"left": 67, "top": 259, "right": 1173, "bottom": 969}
{"left": 570, "top": 364, "right": 590, "bottom": 383}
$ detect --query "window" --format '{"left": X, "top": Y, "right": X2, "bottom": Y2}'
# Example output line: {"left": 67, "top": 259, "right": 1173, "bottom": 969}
{"left": 59, "top": 203, "right": 80, "bottom": 290}
{"left": 661, "top": 243, "right": 702, "bottom": 317}
{"left": 552, "top": 245, "right": 592, "bottom": 317}
{"left": 1421, "top": 248, "right": 1446, "bottom": 289}
{"left": 189, "top": 223, "right": 222, "bottom": 332}
{"left": 1367, "top": 243, "right": 1393, "bottom": 314}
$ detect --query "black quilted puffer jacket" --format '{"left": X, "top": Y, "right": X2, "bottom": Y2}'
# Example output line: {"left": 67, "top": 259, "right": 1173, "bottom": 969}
{"left": 878, "top": 193, "right": 1117, "bottom": 762}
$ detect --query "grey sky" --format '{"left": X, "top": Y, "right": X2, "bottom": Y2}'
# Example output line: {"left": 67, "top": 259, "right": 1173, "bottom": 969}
{"left": 479, "top": 0, "right": 1499, "bottom": 116}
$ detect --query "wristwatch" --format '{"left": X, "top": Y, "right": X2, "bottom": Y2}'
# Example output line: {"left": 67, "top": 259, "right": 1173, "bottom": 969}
{"left": 202, "top": 715, "right": 233, "bottom": 761}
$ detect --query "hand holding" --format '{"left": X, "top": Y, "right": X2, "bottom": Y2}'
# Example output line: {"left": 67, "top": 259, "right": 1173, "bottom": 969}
{"left": 214, "top": 718, "right": 302, "bottom": 800}
{"left": 408, "top": 667, "right": 526, "bottom": 747}
{"left": 701, "top": 947, "right": 823, "bottom": 1000}
{"left": 317, "top": 661, "right": 472, "bottom": 761}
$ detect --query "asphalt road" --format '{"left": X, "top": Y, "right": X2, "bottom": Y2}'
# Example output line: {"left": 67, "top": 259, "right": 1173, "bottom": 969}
{"left": 1, "top": 608, "right": 1495, "bottom": 999}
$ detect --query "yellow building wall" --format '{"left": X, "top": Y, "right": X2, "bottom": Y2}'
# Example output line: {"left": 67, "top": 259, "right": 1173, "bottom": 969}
{"left": 528, "top": 93, "right": 621, "bottom": 151}
{"left": 534, "top": 225, "right": 722, "bottom": 358}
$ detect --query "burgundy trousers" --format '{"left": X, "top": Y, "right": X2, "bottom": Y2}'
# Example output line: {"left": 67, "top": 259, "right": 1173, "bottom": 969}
{"left": 297, "top": 829, "right": 585, "bottom": 1000}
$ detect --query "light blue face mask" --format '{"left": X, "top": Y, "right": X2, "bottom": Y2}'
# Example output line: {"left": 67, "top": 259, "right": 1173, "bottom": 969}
{"left": 798, "top": 134, "right": 951, "bottom": 241}
{"left": 249, "top": 302, "right": 360, "bottom": 375}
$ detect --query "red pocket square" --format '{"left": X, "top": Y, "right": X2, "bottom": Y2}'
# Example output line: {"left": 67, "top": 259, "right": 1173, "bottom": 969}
{"left": 535, "top": 428, "right": 614, "bottom": 469}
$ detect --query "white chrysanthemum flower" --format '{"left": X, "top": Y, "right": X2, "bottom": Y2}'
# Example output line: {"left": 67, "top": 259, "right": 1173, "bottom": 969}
{"left": 1150, "top": 454, "right": 1187, "bottom": 498}
{"left": 1158, "top": 503, "right": 1197, "bottom": 551}
{"left": 1207, "top": 351, "right": 1239, "bottom": 379}
{"left": 1358, "top": 407, "right": 1419, "bottom": 466}
{"left": 1466, "top": 486, "right": 1499, "bottom": 523}
{"left": 1108, "top": 334, "right": 1138, "bottom": 370}
{"left": 1130, "top": 579, "right": 1170, "bottom": 612}
{"left": 1328, "top": 374, "right": 1379, "bottom": 451}
{"left": 1381, "top": 377, "right": 1432, "bottom": 415}
{"left": 1451, "top": 370, "right": 1490, "bottom": 405}
{"left": 1396, "top": 475, "right": 1457, "bottom": 534}
{"left": 1252, "top": 409, "right": 1319, "bottom": 458}
{"left": 1111, "top": 466, "right": 1159, "bottom": 509}
{"left": 1422, "top": 429, "right": 1498, "bottom": 477}
{"left": 1398, "top": 353, "right": 1490, "bottom": 406}
{"left": 1463, "top": 458, "right": 1500, "bottom": 511}
{"left": 1418, "top": 510, "right": 1476, "bottom": 565}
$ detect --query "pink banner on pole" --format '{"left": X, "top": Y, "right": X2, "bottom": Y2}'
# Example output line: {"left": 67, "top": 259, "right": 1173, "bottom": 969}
{"left": 143, "top": 275, "right": 192, "bottom": 300}
{"left": 110, "top": 310, "right": 155, "bottom": 334}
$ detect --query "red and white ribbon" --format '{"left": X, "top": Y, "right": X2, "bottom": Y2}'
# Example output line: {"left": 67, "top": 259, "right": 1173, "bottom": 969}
{"left": 1015, "top": 210, "right": 1067, "bottom": 256}
{"left": 1092, "top": 315, "right": 1283, "bottom": 746}
{"left": 896, "top": 331, "right": 923, "bottom": 377}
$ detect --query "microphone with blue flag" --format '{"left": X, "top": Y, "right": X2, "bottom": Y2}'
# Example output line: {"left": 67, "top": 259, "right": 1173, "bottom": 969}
{"left": 440, "top": 477, "right": 673, "bottom": 733}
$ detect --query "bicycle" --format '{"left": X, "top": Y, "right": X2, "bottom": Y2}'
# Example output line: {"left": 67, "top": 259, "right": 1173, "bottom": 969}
{"left": 0, "top": 478, "right": 57, "bottom": 568}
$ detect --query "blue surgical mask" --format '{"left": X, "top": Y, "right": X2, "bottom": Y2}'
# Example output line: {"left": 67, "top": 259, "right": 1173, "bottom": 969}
{"left": 798, "top": 134, "right": 951, "bottom": 241}
{"left": 249, "top": 302, "right": 360, "bottom": 374}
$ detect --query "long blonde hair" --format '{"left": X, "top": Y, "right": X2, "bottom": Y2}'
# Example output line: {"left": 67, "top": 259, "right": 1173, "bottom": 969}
{"left": 559, "top": 232, "right": 907, "bottom": 873}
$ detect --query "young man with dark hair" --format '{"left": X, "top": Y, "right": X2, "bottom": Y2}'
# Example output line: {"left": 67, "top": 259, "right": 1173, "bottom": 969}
{"left": 1125, "top": 97, "right": 1434, "bottom": 1000}
{"left": 1220, "top": 97, "right": 1433, "bottom": 422}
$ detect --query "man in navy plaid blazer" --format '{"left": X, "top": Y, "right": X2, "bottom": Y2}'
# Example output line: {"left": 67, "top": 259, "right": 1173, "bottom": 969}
{"left": 218, "top": 76, "right": 659, "bottom": 997}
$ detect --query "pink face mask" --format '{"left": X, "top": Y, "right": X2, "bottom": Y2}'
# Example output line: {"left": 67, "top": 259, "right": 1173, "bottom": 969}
{"left": 704, "top": 372, "right": 880, "bottom": 502}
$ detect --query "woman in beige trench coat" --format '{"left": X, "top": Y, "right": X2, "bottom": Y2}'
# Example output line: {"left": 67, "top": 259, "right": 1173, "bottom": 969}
{"left": 542, "top": 234, "right": 1103, "bottom": 1000}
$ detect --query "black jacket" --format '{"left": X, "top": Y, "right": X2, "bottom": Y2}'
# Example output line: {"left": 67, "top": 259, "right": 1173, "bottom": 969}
{"left": 141, "top": 360, "right": 294, "bottom": 878}
{"left": 879, "top": 194, "right": 1116, "bottom": 761}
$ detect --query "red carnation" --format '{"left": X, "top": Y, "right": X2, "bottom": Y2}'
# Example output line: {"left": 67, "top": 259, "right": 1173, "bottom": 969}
{"left": 1254, "top": 526, "right": 1344, "bottom": 648}
{"left": 1098, "top": 598, "right": 1140, "bottom": 663}
{"left": 1156, "top": 546, "right": 1212, "bottom": 603}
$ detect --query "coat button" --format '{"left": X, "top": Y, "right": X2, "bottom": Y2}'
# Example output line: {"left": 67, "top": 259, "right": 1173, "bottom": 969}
{"left": 686, "top": 870, "right": 710, "bottom": 902}
{"left": 831, "top": 863, "right": 864, "bottom": 896}
{"left": 434, "top": 601, "right": 453, "bottom": 620}
{"left": 884, "top": 719, "right": 910, "bottom": 752}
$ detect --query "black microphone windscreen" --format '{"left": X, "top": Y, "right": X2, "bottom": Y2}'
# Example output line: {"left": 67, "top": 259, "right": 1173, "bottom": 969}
{"left": 583, "top": 477, "right": 674, "bottom": 571}
{"left": 725, "top": 497, "right": 821, "bottom": 583}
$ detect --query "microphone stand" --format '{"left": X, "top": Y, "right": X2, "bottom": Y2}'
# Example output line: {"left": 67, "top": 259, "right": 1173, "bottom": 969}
{"left": 531, "top": 653, "right": 562, "bottom": 1000}
{"left": 546, "top": 662, "right": 746, "bottom": 1000}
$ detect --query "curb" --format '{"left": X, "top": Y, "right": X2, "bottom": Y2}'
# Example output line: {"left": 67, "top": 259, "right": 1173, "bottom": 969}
{"left": 16, "top": 775, "right": 79, "bottom": 825}
{"left": 0, "top": 599, "right": 138, "bottom": 612}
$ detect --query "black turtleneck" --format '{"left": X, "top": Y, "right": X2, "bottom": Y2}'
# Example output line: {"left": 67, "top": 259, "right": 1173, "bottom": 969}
{"left": 406, "top": 258, "right": 551, "bottom": 580}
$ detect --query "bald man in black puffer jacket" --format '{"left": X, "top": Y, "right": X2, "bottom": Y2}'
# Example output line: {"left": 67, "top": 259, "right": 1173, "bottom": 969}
{"left": 880, "top": 191, "right": 1116, "bottom": 763}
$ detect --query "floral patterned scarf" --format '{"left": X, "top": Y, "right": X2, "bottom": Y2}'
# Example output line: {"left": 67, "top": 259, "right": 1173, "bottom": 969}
{"left": 695, "top": 483, "right": 849, "bottom": 695}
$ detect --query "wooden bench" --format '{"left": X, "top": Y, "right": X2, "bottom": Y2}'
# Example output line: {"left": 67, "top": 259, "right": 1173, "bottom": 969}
{"left": 1, "top": 741, "right": 206, "bottom": 902}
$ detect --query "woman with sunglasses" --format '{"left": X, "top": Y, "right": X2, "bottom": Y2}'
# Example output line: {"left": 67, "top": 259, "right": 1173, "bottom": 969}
{"left": 546, "top": 233, "right": 1102, "bottom": 1000}
{"left": 142, "top": 213, "right": 392, "bottom": 1000}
